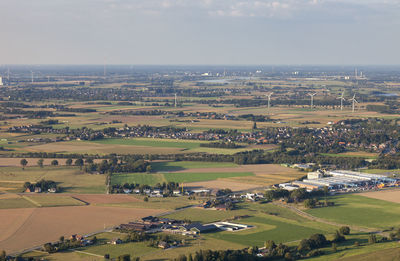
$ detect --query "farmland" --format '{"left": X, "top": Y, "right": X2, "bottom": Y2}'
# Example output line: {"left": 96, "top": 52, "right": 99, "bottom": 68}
{"left": 0, "top": 206, "right": 165, "bottom": 254}
{"left": 306, "top": 194, "right": 400, "bottom": 229}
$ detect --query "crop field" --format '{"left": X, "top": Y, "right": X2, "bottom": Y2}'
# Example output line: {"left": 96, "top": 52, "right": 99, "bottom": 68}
{"left": 306, "top": 194, "right": 400, "bottom": 229}
{"left": 164, "top": 172, "right": 254, "bottom": 183}
{"left": 320, "top": 151, "right": 379, "bottom": 159}
{"left": 98, "top": 196, "right": 201, "bottom": 211}
{"left": 0, "top": 206, "right": 165, "bottom": 253}
{"left": 360, "top": 189, "right": 400, "bottom": 204}
{"left": 0, "top": 196, "right": 36, "bottom": 209}
{"left": 0, "top": 166, "right": 106, "bottom": 194}
{"left": 111, "top": 173, "right": 165, "bottom": 186}
{"left": 22, "top": 195, "right": 86, "bottom": 207}
{"left": 151, "top": 161, "right": 238, "bottom": 172}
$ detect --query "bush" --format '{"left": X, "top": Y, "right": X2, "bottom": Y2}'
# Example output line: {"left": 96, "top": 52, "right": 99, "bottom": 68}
{"left": 368, "top": 234, "right": 377, "bottom": 244}
{"left": 333, "top": 230, "right": 346, "bottom": 243}
{"left": 339, "top": 226, "right": 350, "bottom": 235}
{"left": 306, "top": 249, "right": 324, "bottom": 257}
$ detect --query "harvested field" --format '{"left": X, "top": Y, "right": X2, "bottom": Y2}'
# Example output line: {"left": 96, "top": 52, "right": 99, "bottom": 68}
{"left": 24, "top": 141, "right": 183, "bottom": 155}
{"left": 0, "top": 206, "right": 165, "bottom": 253}
{"left": 22, "top": 195, "right": 86, "bottom": 207}
{"left": 360, "top": 189, "right": 400, "bottom": 204}
{"left": 176, "top": 164, "right": 303, "bottom": 186}
{"left": 72, "top": 194, "right": 140, "bottom": 205}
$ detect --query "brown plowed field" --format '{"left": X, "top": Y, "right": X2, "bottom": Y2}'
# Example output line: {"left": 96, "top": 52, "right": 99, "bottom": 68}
{"left": 0, "top": 206, "right": 164, "bottom": 253}
{"left": 360, "top": 189, "right": 400, "bottom": 203}
{"left": 185, "top": 180, "right": 260, "bottom": 192}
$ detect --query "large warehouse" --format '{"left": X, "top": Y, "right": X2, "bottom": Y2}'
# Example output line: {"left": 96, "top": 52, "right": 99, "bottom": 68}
{"left": 291, "top": 170, "right": 396, "bottom": 190}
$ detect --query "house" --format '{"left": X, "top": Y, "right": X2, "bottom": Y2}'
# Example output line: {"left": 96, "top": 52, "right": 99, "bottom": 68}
{"left": 215, "top": 204, "right": 228, "bottom": 211}
{"left": 158, "top": 241, "right": 170, "bottom": 249}
{"left": 34, "top": 187, "right": 42, "bottom": 193}
{"left": 48, "top": 187, "right": 57, "bottom": 193}
{"left": 123, "top": 188, "right": 132, "bottom": 194}
{"left": 25, "top": 187, "right": 33, "bottom": 193}
{"left": 111, "top": 238, "right": 123, "bottom": 245}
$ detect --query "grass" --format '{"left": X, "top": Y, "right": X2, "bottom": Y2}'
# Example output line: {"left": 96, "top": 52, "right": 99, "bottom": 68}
{"left": 320, "top": 152, "right": 379, "bottom": 159}
{"left": 163, "top": 203, "right": 337, "bottom": 246}
{"left": 306, "top": 194, "right": 400, "bottom": 229}
{"left": 22, "top": 195, "right": 86, "bottom": 207}
{"left": 0, "top": 197, "right": 37, "bottom": 209}
{"left": 151, "top": 161, "right": 238, "bottom": 172}
{"left": 91, "top": 138, "right": 204, "bottom": 149}
{"left": 111, "top": 173, "right": 165, "bottom": 186}
{"left": 0, "top": 166, "right": 105, "bottom": 194}
{"left": 163, "top": 172, "right": 254, "bottom": 183}
{"left": 208, "top": 215, "right": 327, "bottom": 246}
{"left": 111, "top": 171, "right": 253, "bottom": 185}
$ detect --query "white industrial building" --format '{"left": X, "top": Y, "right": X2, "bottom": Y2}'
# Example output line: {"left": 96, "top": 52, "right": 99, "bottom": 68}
{"left": 0, "top": 77, "right": 3, "bottom": 86}
{"left": 301, "top": 170, "right": 396, "bottom": 189}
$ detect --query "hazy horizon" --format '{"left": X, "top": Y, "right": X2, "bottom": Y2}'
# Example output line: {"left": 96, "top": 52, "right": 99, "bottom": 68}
{"left": 1, "top": 0, "right": 400, "bottom": 65}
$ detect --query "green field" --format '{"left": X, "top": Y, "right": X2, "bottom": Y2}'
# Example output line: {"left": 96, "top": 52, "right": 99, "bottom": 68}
{"left": 163, "top": 203, "right": 336, "bottom": 246}
{"left": 306, "top": 194, "right": 400, "bottom": 229}
{"left": 111, "top": 173, "right": 165, "bottom": 186}
{"left": 0, "top": 197, "right": 37, "bottom": 209}
{"left": 91, "top": 138, "right": 204, "bottom": 149}
{"left": 111, "top": 171, "right": 253, "bottom": 185}
{"left": 151, "top": 161, "right": 238, "bottom": 172}
{"left": 0, "top": 166, "right": 105, "bottom": 194}
{"left": 163, "top": 172, "right": 253, "bottom": 183}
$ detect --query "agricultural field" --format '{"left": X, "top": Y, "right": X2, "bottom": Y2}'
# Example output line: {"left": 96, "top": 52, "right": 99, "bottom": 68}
{"left": 0, "top": 166, "right": 106, "bottom": 194}
{"left": 22, "top": 195, "right": 86, "bottom": 207}
{"left": 306, "top": 194, "right": 400, "bottom": 229}
{"left": 0, "top": 206, "right": 165, "bottom": 254}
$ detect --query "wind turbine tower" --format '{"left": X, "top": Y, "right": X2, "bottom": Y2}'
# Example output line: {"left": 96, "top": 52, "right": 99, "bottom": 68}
{"left": 30, "top": 71, "right": 34, "bottom": 83}
{"left": 308, "top": 93, "right": 317, "bottom": 109}
{"left": 350, "top": 94, "right": 358, "bottom": 113}
{"left": 174, "top": 93, "right": 177, "bottom": 107}
{"left": 266, "top": 92, "right": 273, "bottom": 113}
{"left": 338, "top": 92, "right": 346, "bottom": 111}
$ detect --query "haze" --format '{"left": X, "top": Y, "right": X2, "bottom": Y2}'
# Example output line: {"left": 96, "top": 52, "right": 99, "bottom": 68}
{"left": 1, "top": 0, "right": 399, "bottom": 65}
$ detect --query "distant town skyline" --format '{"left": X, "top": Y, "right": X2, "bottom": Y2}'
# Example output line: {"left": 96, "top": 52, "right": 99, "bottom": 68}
{"left": 1, "top": 0, "right": 399, "bottom": 65}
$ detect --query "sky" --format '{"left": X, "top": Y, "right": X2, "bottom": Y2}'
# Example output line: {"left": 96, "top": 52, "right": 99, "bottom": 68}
{"left": 1, "top": 0, "right": 399, "bottom": 65}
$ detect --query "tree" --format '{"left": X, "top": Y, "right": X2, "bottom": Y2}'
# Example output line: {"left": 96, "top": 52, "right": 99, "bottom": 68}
{"left": 144, "top": 197, "right": 149, "bottom": 202}
{"left": 51, "top": 160, "right": 59, "bottom": 166}
{"left": 264, "top": 240, "right": 276, "bottom": 250}
{"left": 117, "top": 254, "right": 130, "bottom": 261}
{"left": 332, "top": 242, "right": 337, "bottom": 252}
{"left": 339, "top": 226, "right": 350, "bottom": 235}
{"left": 146, "top": 165, "right": 152, "bottom": 173}
{"left": 37, "top": 158, "right": 44, "bottom": 168}
{"left": 66, "top": 158, "right": 73, "bottom": 166}
{"left": 333, "top": 230, "right": 345, "bottom": 243}
{"left": 0, "top": 250, "right": 6, "bottom": 261}
{"left": 59, "top": 236, "right": 64, "bottom": 242}
{"left": 368, "top": 234, "right": 377, "bottom": 244}
{"left": 20, "top": 159, "right": 28, "bottom": 170}
{"left": 252, "top": 121, "right": 257, "bottom": 130}
{"left": 75, "top": 158, "right": 84, "bottom": 169}
{"left": 304, "top": 198, "right": 317, "bottom": 209}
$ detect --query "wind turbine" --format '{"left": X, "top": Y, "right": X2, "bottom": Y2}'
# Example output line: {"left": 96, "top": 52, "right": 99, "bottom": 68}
{"left": 174, "top": 93, "right": 177, "bottom": 107}
{"left": 308, "top": 93, "right": 317, "bottom": 109}
{"left": 337, "top": 92, "right": 346, "bottom": 111}
{"left": 266, "top": 92, "right": 273, "bottom": 113}
{"left": 350, "top": 94, "right": 358, "bottom": 113}
{"left": 30, "top": 71, "right": 34, "bottom": 83}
